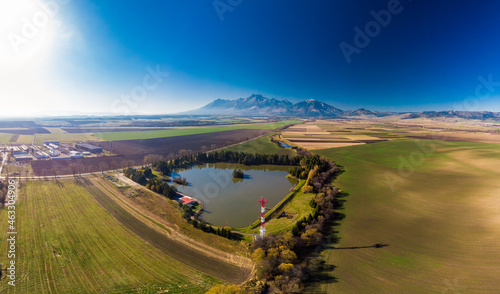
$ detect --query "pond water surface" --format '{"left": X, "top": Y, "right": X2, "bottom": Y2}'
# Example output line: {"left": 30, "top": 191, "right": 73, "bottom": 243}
{"left": 172, "top": 163, "right": 297, "bottom": 228}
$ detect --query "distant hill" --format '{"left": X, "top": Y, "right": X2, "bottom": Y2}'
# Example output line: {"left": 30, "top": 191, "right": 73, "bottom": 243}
{"left": 183, "top": 94, "right": 500, "bottom": 120}
{"left": 401, "top": 110, "right": 500, "bottom": 121}
{"left": 343, "top": 108, "right": 395, "bottom": 117}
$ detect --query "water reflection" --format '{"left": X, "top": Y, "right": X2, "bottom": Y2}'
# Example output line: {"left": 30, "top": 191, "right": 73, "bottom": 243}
{"left": 173, "top": 163, "right": 296, "bottom": 228}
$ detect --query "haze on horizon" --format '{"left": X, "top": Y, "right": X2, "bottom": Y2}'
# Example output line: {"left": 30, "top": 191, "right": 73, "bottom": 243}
{"left": 1, "top": 0, "right": 500, "bottom": 117}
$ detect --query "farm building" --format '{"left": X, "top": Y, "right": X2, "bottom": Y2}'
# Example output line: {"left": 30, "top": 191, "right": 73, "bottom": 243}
{"left": 178, "top": 196, "right": 197, "bottom": 207}
{"left": 75, "top": 143, "right": 103, "bottom": 153}
{"left": 43, "top": 140, "right": 60, "bottom": 145}
{"left": 13, "top": 154, "right": 33, "bottom": 161}
{"left": 70, "top": 151, "right": 84, "bottom": 159}
{"left": 12, "top": 151, "right": 28, "bottom": 155}
{"left": 33, "top": 152, "right": 49, "bottom": 159}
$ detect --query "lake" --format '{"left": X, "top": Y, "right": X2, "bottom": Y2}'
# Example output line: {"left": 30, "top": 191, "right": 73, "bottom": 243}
{"left": 172, "top": 163, "right": 297, "bottom": 228}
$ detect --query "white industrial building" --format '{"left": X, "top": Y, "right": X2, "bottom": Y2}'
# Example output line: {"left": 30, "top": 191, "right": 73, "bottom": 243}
{"left": 70, "top": 151, "right": 84, "bottom": 159}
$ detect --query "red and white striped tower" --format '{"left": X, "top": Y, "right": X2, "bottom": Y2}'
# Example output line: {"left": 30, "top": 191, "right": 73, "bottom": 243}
{"left": 258, "top": 197, "right": 268, "bottom": 238}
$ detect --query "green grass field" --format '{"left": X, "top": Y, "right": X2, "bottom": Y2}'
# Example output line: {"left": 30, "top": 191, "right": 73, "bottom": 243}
{"left": 33, "top": 133, "right": 98, "bottom": 145}
{"left": 94, "top": 121, "right": 302, "bottom": 141}
{"left": 15, "top": 135, "right": 34, "bottom": 145}
{"left": 0, "top": 133, "right": 14, "bottom": 144}
{"left": 225, "top": 133, "right": 294, "bottom": 156}
{"left": 0, "top": 180, "right": 220, "bottom": 293}
{"left": 311, "top": 139, "right": 500, "bottom": 293}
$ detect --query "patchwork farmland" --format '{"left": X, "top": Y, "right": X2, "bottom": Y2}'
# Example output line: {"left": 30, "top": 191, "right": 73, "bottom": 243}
{"left": 95, "top": 128, "right": 273, "bottom": 162}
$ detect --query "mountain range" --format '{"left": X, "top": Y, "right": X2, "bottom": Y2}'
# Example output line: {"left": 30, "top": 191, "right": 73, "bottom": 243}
{"left": 186, "top": 94, "right": 362, "bottom": 117}
{"left": 185, "top": 94, "right": 500, "bottom": 121}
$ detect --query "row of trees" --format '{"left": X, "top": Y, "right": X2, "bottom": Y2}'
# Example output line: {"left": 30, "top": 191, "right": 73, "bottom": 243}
{"left": 145, "top": 177, "right": 177, "bottom": 199}
{"left": 123, "top": 166, "right": 177, "bottom": 199}
{"left": 247, "top": 155, "right": 342, "bottom": 293}
{"left": 152, "top": 150, "right": 304, "bottom": 176}
{"left": 0, "top": 177, "right": 8, "bottom": 209}
{"left": 123, "top": 167, "right": 150, "bottom": 184}
{"left": 188, "top": 219, "right": 234, "bottom": 239}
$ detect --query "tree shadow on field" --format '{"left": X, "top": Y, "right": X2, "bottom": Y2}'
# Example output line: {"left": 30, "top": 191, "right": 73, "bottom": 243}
{"left": 334, "top": 243, "right": 389, "bottom": 250}
{"left": 230, "top": 232, "right": 246, "bottom": 241}
{"left": 305, "top": 260, "right": 339, "bottom": 289}
{"left": 55, "top": 179, "right": 64, "bottom": 188}
{"left": 74, "top": 176, "right": 92, "bottom": 186}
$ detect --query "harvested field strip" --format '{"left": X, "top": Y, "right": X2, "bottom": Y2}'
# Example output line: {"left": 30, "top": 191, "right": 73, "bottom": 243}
{"left": 0, "top": 127, "right": 50, "bottom": 134}
{"left": 0, "top": 180, "right": 219, "bottom": 293}
{"left": 9, "top": 134, "right": 19, "bottom": 142}
{"left": 284, "top": 137, "right": 351, "bottom": 141}
{"left": 290, "top": 139, "right": 362, "bottom": 143}
{"left": 283, "top": 128, "right": 308, "bottom": 132}
{"left": 82, "top": 179, "right": 251, "bottom": 283}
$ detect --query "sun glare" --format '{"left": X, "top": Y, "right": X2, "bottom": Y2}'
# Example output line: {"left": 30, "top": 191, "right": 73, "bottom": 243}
{"left": 0, "top": 0, "right": 57, "bottom": 67}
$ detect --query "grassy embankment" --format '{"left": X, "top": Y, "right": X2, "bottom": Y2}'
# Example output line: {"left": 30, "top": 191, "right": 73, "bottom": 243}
{"left": 95, "top": 176, "right": 251, "bottom": 258}
{"left": 310, "top": 139, "right": 500, "bottom": 293}
{"left": 236, "top": 179, "right": 316, "bottom": 236}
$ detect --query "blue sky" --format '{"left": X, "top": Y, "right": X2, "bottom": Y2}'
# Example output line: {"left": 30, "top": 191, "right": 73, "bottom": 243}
{"left": 1, "top": 0, "right": 500, "bottom": 116}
